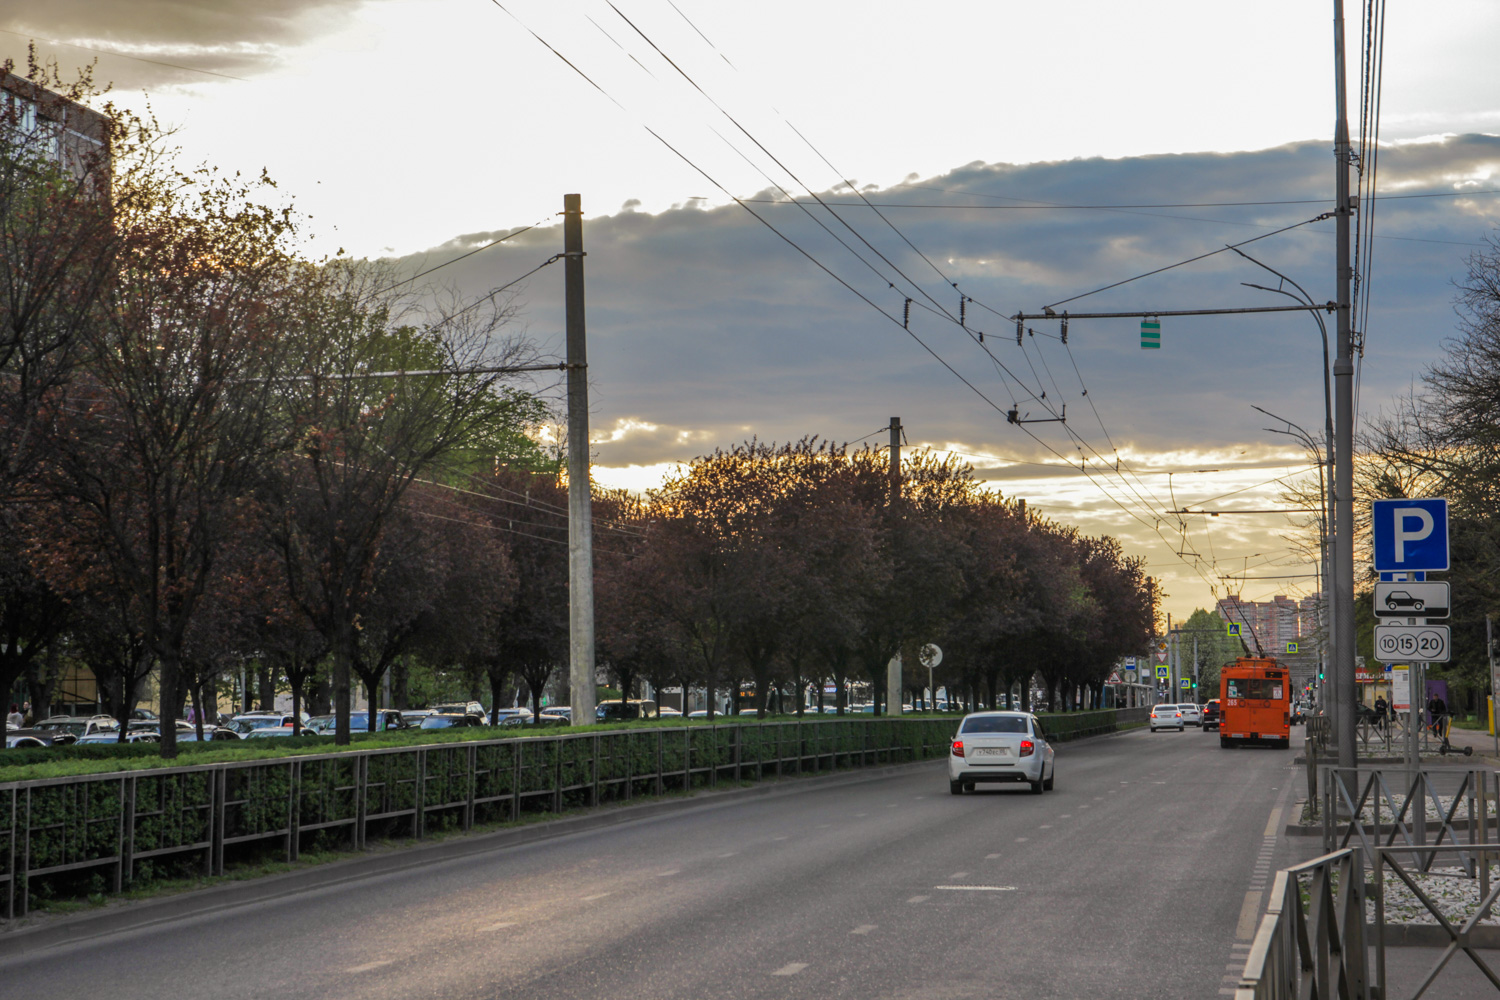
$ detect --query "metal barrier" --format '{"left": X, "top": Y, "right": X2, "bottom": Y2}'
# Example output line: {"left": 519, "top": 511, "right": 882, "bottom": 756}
{"left": 1235, "top": 848, "right": 1368, "bottom": 999}
{"left": 1321, "top": 767, "right": 1494, "bottom": 872}
{"left": 0, "top": 709, "right": 1137, "bottom": 918}
{"left": 1373, "top": 844, "right": 1500, "bottom": 999}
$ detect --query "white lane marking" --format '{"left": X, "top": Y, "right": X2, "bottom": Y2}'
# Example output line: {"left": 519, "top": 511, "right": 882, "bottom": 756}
{"left": 987, "top": 852, "right": 1004, "bottom": 857}
{"left": 480, "top": 921, "right": 517, "bottom": 932}
{"left": 656, "top": 869, "right": 680, "bottom": 877}
{"left": 771, "top": 836, "right": 789, "bottom": 841}
{"left": 1093, "top": 796, "right": 1103, "bottom": 801}
{"left": 935, "top": 885, "right": 1016, "bottom": 891}
{"left": 1059, "top": 814, "right": 1072, "bottom": 819}
{"left": 717, "top": 852, "right": 738, "bottom": 858}
{"left": 816, "top": 823, "right": 831, "bottom": 829}
{"left": 855, "top": 812, "right": 868, "bottom": 817}
{"left": 1263, "top": 804, "right": 1285, "bottom": 837}
{"left": 1013, "top": 838, "right": 1028, "bottom": 844}
{"left": 582, "top": 892, "right": 612, "bottom": 902}
{"left": 347, "top": 961, "right": 393, "bottom": 973}
{"left": 850, "top": 924, "right": 877, "bottom": 935}
{"left": 1236, "top": 890, "right": 1263, "bottom": 940}
{"left": 907, "top": 895, "right": 930, "bottom": 903}
{"left": 772, "top": 963, "right": 808, "bottom": 976}
{"left": 913, "top": 795, "right": 926, "bottom": 800}
{"left": 950, "top": 871, "right": 970, "bottom": 878}
{"left": 1038, "top": 824, "right": 1052, "bottom": 829}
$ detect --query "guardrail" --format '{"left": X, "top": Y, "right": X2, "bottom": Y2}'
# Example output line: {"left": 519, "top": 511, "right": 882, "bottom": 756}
{"left": 1234, "top": 848, "right": 1368, "bottom": 999}
{"left": 0, "top": 709, "right": 1141, "bottom": 918}
{"left": 1321, "top": 767, "right": 1496, "bottom": 871}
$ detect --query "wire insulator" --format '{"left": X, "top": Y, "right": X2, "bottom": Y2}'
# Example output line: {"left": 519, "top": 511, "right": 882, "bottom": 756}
{"left": 903, "top": 298, "right": 911, "bottom": 329}
{"left": 1015, "top": 318, "right": 1023, "bottom": 345}
{"left": 960, "top": 297, "right": 967, "bottom": 327}
{"left": 1060, "top": 315, "right": 1069, "bottom": 344}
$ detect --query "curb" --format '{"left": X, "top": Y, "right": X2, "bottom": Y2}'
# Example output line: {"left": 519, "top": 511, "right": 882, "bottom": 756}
{"left": 1375, "top": 923, "right": 1500, "bottom": 948}
{"left": 0, "top": 720, "right": 1135, "bottom": 957}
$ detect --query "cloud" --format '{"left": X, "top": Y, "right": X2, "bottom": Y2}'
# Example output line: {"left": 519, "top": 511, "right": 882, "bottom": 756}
{"left": 4, "top": 1, "right": 383, "bottom": 83}
{"left": 383, "top": 136, "right": 1497, "bottom": 611}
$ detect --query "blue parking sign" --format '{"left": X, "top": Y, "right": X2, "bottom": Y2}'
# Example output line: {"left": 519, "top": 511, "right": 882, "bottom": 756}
{"left": 1372, "top": 498, "right": 1449, "bottom": 572}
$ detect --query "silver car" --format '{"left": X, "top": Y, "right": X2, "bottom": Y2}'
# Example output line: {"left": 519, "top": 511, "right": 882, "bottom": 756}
{"left": 947, "top": 711, "right": 1055, "bottom": 795}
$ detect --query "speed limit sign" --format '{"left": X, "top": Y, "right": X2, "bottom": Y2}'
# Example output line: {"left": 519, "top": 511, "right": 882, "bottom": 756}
{"left": 1373, "top": 624, "right": 1450, "bottom": 663}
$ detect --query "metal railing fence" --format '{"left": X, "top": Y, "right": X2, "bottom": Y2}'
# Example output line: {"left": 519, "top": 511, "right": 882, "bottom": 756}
{"left": 1320, "top": 767, "right": 1495, "bottom": 872}
{"left": 1235, "top": 848, "right": 1367, "bottom": 999}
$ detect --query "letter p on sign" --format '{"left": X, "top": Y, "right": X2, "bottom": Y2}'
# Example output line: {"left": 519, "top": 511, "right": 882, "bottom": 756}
{"left": 1372, "top": 498, "right": 1449, "bottom": 572}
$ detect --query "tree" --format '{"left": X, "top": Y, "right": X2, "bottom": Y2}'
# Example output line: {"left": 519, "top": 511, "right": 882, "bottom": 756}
{"left": 263, "top": 262, "right": 536, "bottom": 745}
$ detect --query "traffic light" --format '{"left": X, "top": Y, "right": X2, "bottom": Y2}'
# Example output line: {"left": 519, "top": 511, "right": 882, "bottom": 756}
{"left": 1318, "top": 670, "right": 1325, "bottom": 681}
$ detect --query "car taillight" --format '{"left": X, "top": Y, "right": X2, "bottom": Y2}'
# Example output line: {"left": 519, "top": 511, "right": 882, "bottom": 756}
{"left": 1020, "top": 739, "right": 1034, "bottom": 757}
{"left": 951, "top": 739, "right": 964, "bottom": 757}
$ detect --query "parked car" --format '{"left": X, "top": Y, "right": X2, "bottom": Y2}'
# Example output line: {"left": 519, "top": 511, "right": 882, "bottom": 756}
{"left": 220, "top": 712, "right": 305, "bottom": 737}
{"left": 656, "top": 706, "right": 683, "bottom": 719}
{"left": 947, "top": 711, "right": 1055, "bottom": 795}
{"left": 596, "top": 699, "right": 659, "bottom": 721}
{"left": 1202, "top": 699, "right": 1222, "bottom": 731}
{"left": 400, "top": 709, "right": 434, "bottom": 727}
{"left": 4, "top": 727, "right": 78, "bottom": 748}
{"left": 419, "top": 713, "right": 482, "bottom": 730}
{"left": 1176, "top": 703, "right": 1203, "bottom": 727}
{"left": 490, "top": 707, "right": 534, "bottom": 726}
{"left": 35, "top": 717, "right": 119, "bottom": 739}
{"left": 1149, "top": 704, "right": 1185, "bottom": 732}
{"left": 176, "top": 727, "right": 239, "bottom": 742}
{"left": 431, "top": 701, "right": 486, "bottom": 720}
{"left": 76, "top": 730, "right": 159, "bottom": 744}
{"left": 537, "top": 707, "right": 572, "bottom": 725}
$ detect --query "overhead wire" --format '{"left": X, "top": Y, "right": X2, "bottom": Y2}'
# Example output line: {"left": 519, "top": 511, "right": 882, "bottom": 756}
{"left": 487, "top": 1, "right": 1297, "bottom": 598}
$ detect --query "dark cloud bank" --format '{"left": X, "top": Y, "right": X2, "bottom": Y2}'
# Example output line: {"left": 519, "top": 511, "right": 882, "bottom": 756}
{"left": 402, "top": 136, "right": 1499, "bottom": 473}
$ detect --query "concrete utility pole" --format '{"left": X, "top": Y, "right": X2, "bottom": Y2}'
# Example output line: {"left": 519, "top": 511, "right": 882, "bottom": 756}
{"left": 564, "top": 194, "right": 597, "bottom": 728}
{"left": 886, "top": 416, "right": 902, "bottom": 715}
{"left": 1331, "top": 1, "right": 1358, "bottom": 769}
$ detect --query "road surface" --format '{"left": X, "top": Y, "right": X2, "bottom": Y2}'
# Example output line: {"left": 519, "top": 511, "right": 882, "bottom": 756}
{"left": 0, "top": 726, "right": 1302, "bottom": 999}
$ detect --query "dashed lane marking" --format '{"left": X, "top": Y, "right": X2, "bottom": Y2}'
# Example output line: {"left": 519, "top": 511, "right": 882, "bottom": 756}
{"left": 717, "top": 852, "right": 738, "bottom": 858}
{"left": 582, "top": 892, "right": 612, "bottom": 902}
{"left": 850, "top": 925, "right": 877, "bottom": 935}
{"left": 480, "top": 922, "right": 517, "bottom": 932}
{"left": 950, "top": 871, "right": 970, "bottom": 878}
{"left": 772, "top": 963, "right": 808, "bottom": 976}
{"left": 1038, "top": 824, "right": 1052, "bottom": 829}
{"left": 935, "top": 885, "right": 1016, "bottom": 892}
{"left": 347, "top": 961, "right": 393, "bottom": 973}
{"left": 772, "top": 836, "right": 789, "bottom": 841}
{"left": 907, "top": 895, "right": 930, "bottom": 904}
{"left": 656, "top": 870, "right": 680, "bottom": 877}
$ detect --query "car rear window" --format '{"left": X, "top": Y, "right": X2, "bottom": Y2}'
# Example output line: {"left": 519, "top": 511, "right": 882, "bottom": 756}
{"left": 960, "top": 716, "right": 1028, "bottom": 734}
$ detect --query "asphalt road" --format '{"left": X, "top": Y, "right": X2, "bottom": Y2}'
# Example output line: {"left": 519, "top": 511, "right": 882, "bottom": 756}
{"left": 0, "top": 726, "right": 1305, "bottom": 999}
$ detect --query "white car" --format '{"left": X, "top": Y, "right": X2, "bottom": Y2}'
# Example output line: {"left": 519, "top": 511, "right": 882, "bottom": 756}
{"left": 947, "top": 711, "right": 1055, "bottom": 795}
{"left": 1176, "top": 703, "right": 1203, "bottom": 727}
{"left": 1149, "top": 704, "right": 1186, "bottom": 732}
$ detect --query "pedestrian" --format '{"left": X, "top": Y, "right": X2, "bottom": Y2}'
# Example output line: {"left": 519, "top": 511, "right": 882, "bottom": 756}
{"left": 1427, "top": 695, "right": 1446, "bottom": 736}
{"left": 5, "top": 704, "right": 21, "bottom": 730}
{"left": 1374, "top": 694, "right": 1388, "bottom": 732}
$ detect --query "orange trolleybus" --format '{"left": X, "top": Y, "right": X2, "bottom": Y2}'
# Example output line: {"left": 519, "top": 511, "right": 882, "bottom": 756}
{"left": 1219, "top": 657, "right": 1291, "bottom": 749}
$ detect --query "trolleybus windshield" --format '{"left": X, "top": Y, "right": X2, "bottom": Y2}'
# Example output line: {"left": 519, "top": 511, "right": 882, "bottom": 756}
{"left": 1226, "top": 678, "right": 1284, "bottom": 701}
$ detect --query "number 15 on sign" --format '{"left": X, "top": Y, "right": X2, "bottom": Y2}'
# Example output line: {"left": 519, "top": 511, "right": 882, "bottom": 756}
{"left": 1373, "top": 624, "right": 1450, "bottom": 663}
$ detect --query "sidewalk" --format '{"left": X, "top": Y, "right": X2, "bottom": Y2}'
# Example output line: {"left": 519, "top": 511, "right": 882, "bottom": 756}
{"left": 1376, "top": 943, "right": 1500, "bottom": 997}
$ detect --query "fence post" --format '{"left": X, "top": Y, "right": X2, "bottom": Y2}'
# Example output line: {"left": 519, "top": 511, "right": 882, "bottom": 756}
{"left": 355, "top": 754, "right": 368, "bottom": 851}
{"left": 120, "top": 774, "right": 134, "bottom": 891}
{"left": 212, "top": 768, "right": 226, "bottom": 876}
{"left": 655, "top": 730, "right": 664, "bottom": 796}
{"left": 464, "top": 745, "right": 476, "bottom": 832}
{"left": 592, "top": 733, "right": 601, "bottom": 806}
{"left": 289, "top": 759, "right": 301, "bottom": 862}
{"left": 4, "top": 786, "right": 14, "bottom": 919}
{"left": 20, "top": 787, "right": 30, "bottom": 917}
{"left": 415, "top": 749, "right": 427, "bottom": 838}
{"left": 510, "top": 743, "right": 521, "bottom": 821}
{"left": 553, "top": 736, "right": 564, "bottom": 813}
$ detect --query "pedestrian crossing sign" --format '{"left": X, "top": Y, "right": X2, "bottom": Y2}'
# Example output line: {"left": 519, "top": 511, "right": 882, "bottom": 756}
{"left": 1227, "top": 623, "right": 1242, "bottom": 637}
{"left": 1155, "top": 665, "right": 1169, "bottom": 679}
{"left": 1286, "top": 641, "right": 1298, "bottom": 654}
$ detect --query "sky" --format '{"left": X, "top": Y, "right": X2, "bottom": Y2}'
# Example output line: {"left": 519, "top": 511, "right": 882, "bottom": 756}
{"left": 5, "top": 0, "right": 1499, "bottom": 624}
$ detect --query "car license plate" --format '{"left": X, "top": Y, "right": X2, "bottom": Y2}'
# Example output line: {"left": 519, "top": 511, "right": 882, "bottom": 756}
{"left": 973, "top": 747, "right": 1010, "bottom": 757}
